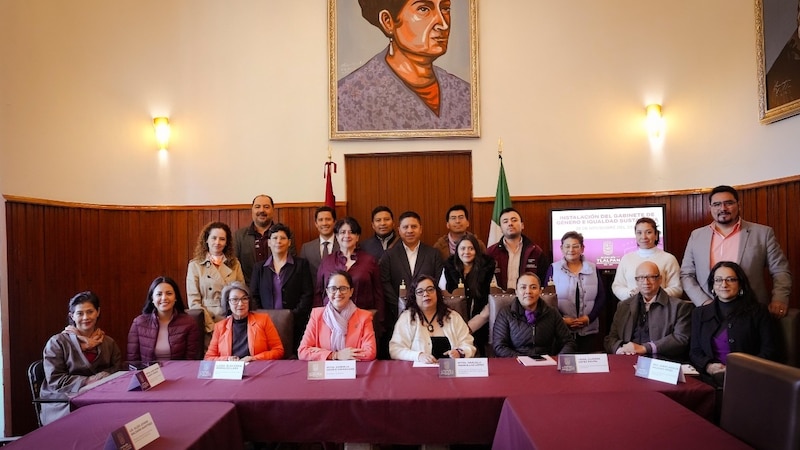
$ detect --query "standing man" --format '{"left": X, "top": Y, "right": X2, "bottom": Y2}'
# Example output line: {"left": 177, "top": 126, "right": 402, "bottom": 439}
{"left": 235, "top": 194, "right": 275, "bottom": 286}
{"left": 360, "top": 206, "right": 398, "bottom": 262}
{"left": 299, "top": 206, "right": 339, "bottom": 287}
{"left": 380, "top": 211, "right": 443, "bottom": 356}
{"left": 680, "top": 185, "right": 791, "bottom": 319}
{"left": 605, "top": 262, "right": 693, "bottom": 361}
{"left": 486, "top": 207, "right": 550, "bottom": 292}
{"left": 433, "top": 204, "right": 486, "bottom": 261}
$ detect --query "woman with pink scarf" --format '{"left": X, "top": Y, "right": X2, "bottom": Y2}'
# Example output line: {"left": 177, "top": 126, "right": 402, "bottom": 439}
{"left": 40, "top": 291, "right": 122, "bottom": 425}
{"left": 298, "top": 270, "right": 376, "bottom": 361}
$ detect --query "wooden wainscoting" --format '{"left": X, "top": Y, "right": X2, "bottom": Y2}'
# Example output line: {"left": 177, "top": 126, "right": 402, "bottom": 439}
{"left": 5, "top": 176, "right": 799, "bottom": 434}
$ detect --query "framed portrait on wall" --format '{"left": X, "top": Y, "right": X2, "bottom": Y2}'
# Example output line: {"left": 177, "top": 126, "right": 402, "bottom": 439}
{"left": 329, "top": 0, "right": 480, "bottom": 139}
{"left": 756, "top": 0, "right": 800, "bottom": 123}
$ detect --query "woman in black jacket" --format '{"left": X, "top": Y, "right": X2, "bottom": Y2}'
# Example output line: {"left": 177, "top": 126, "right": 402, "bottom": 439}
{"left": 690, "top": 261, "right": 779, "bottom": 386}
{"left": 441, "top": 234, "right": 496, "bottom": 355}
{"left": 493, "top": 273, "right": 576, "bottom": 357}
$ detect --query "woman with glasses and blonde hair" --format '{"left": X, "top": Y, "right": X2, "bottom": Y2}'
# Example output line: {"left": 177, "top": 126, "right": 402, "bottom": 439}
{"left": 690, "top": 261, "right": 779, "bottom": 385}
{"left": 298, "top": 270, "right": 376, "bottom": 361}
{"left": 204, "top": 282, "right": 284, "bottom": 361}
{"left": 390, "top": 274, "right": 475, "bottom": 362}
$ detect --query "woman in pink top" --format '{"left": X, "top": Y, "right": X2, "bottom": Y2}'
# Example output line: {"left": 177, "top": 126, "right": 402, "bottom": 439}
{"left": 298, "top": 270, "right": 376, "bottom": 361}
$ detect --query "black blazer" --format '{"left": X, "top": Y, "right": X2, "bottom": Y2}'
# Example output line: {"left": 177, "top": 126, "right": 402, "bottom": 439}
{"left": 380, "top": 242, "right": 443, "bottom": 317}
{"left": 250, "top": 256, "right": 313, "bottom": 321}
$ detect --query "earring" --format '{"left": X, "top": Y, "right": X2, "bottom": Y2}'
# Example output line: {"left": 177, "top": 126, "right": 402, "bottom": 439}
{"left": 388, "top": 36, "right": 394, "bottom": 56}
{"left": 739, "top": 289, "right": 744, "bottom": 296}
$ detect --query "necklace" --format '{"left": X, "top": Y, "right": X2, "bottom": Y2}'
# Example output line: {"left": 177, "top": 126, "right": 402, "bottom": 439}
{"left": 422, "top": 312, "right": 437, "bottom": 333}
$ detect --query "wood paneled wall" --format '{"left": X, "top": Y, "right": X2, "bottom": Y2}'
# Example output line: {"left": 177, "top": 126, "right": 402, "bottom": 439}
{"left": 4, "top": 176, "right": 799, "bottom": 434}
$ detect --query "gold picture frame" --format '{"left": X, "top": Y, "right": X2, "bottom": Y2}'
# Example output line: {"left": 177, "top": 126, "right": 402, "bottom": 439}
{"left": 756, "top": 0, "right": 800, "bottom": 124}
{"left": 329, "top": 0, "right": 480, "bottom": 139}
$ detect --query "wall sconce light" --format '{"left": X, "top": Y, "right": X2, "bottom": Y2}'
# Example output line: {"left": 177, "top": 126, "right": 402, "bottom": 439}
{"left": 153, "top": 117, "right": 170, "bottom": 151}
{"left": 645, "top": 104, "right": 663, "bottom": 139}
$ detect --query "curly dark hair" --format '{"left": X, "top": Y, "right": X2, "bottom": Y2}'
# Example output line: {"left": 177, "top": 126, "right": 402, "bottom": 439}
{"left": 192, "top": 221, "right": 236, "bottom": 265}
{"left": 142, "top": 276, "right": 187, "bottom": 315}
{"left": 404, "top": 275, "right": 452, "bottom": 327}
{"left": 707, "top": 261, "right": 760, "bottom": 318}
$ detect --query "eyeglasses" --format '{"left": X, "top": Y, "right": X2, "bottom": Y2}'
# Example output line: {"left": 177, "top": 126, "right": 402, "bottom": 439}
{"left": 415, "top": 286, "right": 437, "bottom": 296}
{"left": 228, "top": 296, "right": 249, "bottom": 304}
{"left": 337, "top": 230, "right": 357, "bottom": 236}
{"left": 326, "top": 286, "right": 351, "bottom": 295}
{"left": 710, "top": 200, "right": 737, "bottom": 209}
{"left": 713, "top": 277, "right": 738, "bottom": 284}
{"left": 634, "top": 275, "right": 660, "bottom": 282}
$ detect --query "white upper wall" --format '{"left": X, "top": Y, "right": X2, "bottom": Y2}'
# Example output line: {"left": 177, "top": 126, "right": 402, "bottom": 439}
{"left": 0, "top": 0, "right": 798, "bottom": 205}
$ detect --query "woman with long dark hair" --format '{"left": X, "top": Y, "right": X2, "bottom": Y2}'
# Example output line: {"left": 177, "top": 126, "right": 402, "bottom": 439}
{"left": 690, "top": 261, "right": 779, "bottom": 385}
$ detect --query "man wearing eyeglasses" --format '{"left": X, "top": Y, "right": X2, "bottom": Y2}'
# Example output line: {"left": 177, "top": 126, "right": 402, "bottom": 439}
{"left": 680, "top": 185, "right": 791, "bottom": 319}
{"left": 605, "top": 262, "right": 693, "bottom": 360}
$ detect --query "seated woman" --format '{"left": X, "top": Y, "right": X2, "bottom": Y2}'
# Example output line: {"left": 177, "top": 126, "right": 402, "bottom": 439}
{"left": 205, "top": 282, "right": 284, "bottom": 361}
{"left": 690, "top": 261, "right": 779, "bottom": 385}
{"left": 390, "top": 275, "right": 476, "bottom": 362}
{"left": 493, "top": 273, "right": 576, "bottom": 357}
{"left": 298, "top": 270, "right": 376, "bottom": 361}
{"left": 41, "top": 291, "right": 123, "bottom": 425}
{"left": 127, "top": 276, "right": 203, "bottom": 362}
{"left": 440, "top": 234, "right": 496, "bottom": 356}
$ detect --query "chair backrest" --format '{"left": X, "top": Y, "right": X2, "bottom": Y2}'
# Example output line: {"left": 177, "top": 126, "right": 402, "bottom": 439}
{"left": 442, "top": 288, "right": 469, "bottom": 323}
{"left": 721, "top": 353, "right": 800, "bottom": 450}
{"left": 28, "top": 360, "right": 45, "bottom": 428}
{"left": 488, "top": 293, "right": 516, "bottom": 344}
{"left": 257, "top": 309, "right": 295, "bottom": 359}
{"left": 185, "top": 309, "right": 207, "bottom": 356}
{"left": 779, "top": 308, "right": 800, "bottom": 367}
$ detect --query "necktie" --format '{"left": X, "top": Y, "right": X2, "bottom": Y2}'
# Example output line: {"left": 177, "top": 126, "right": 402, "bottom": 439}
{"left": 322, "top": 241, "right": 330, "bottom": 258}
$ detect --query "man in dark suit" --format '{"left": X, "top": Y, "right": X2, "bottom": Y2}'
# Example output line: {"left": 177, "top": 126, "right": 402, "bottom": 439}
{"left": 680, "top": 185, "right": 792, "bottom": 319}
{"left": 299, "top": 206, "right": 339, "bottom": 288}
{"left": 379, "top": 211, "right": 443, "bottom": 356}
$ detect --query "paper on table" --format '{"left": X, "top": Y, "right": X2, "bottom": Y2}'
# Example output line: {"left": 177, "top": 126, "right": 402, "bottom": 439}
{"left": 412, "top": 361, "right": 440, "bottom": 368}
{"left": 681, "top": 364, "right": 700, "bottom": 375}
{"left": 516, "top": 355, "right": 557, "bottom": 366}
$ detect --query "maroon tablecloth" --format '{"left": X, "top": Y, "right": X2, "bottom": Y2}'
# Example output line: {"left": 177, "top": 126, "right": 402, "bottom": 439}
{"left": 493, "top": 391, "right": 751, "bottom": 450}
{"left": 8, "top": 401, "right": 243, "bottom": 450}
{"left": 71, "top": 356, "right": 714, "bottom": 445}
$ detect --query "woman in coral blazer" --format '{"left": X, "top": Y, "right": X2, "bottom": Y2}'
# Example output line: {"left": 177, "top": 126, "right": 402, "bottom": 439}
{"left": 299, "top": 270, "right": 376, "bottom": 361}
{"left": 205, "top": 282, "right": 284, "bottom": 361}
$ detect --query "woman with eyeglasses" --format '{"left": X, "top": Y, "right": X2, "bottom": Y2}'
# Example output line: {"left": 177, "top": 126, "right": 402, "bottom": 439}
{"left": 690, "top": 261, "right": 778, "bottom": 385}
{"left": 390, "top": 275, "right": 475, "bottom": 362}
{"left": 298, "top": 270, "right": 377, "bottom": 361}
{"left": 546, "top": 231, "right": 607, "bottom": 353}
{"left": 315, "top": 217, "right": 384, "bottom": 329}
{"left": 205, "top": 282, "right": 284, "bottom": 361}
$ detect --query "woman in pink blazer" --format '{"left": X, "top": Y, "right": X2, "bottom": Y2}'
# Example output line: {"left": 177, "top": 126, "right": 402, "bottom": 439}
{"left": 298, "top": 270, "right": 376, "bottom": 361}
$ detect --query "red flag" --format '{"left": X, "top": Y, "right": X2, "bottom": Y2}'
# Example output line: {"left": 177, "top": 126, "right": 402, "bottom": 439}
{"left": 324, "top": 161, "right": 336, "bottom": 209}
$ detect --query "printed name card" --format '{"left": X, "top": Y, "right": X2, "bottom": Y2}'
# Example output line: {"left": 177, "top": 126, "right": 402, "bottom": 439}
{"left": 307, "top": 360, "right": 357, "bottom": 380}
{"left": 634, "top": 356, "right": 686, "bottom": 385}
{"left": 438, "top": 358, "right": 489, "bottom": 378}
{"left": 104, "top": 412, "right": 159, "bottom": 450}
{"left": 127, "top": 363, "right": 165, "bottom": 391}
{"left": 558, "top": 354, "right": 610, "bottom": 373}
{"left": 196, "top": 361, "right": 245, "bottom": 380}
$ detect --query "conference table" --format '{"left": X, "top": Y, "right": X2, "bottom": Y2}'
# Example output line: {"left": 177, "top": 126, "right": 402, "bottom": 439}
{"left": 493, "top": 391, "right": 750, "bottom": 450}
{"left": 7, "top": 401, "right": 243, "bottom": 450}
{"left": 71, "top": 356, "right": 715, "bottom": 445}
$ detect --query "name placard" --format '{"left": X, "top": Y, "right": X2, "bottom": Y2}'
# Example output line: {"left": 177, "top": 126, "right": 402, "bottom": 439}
{"left": 438, "top": 358, "right": 489, "bottom": 378}
{"left": 307, "top": 360, "right": 357, "bottom": 380}
{"left": 127, "top": 363, "right": 165, "bottom": 391}
{"left": 104, "top": 412, "right": 159, "bottom": 450}
{"left": 558, "top": 354, "right": 610, "bottom": 373}
{"left": 634, "top": 356, "right": 686, "bottom": 385}
{"left": 196, "top": 361, "right": 245, "bottom": 380}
